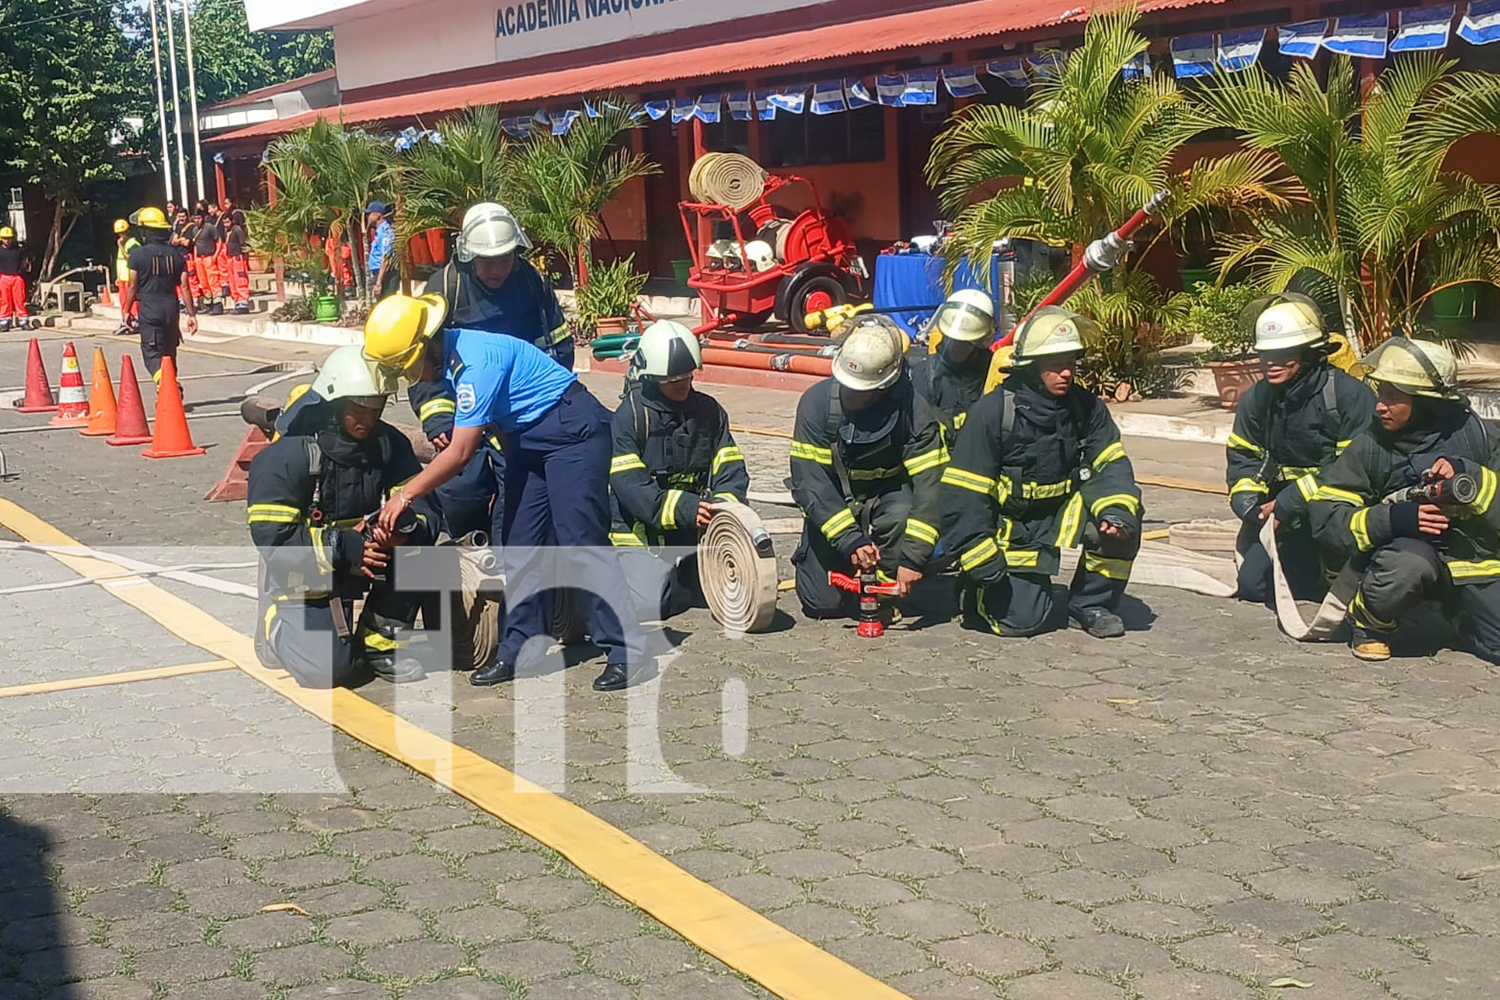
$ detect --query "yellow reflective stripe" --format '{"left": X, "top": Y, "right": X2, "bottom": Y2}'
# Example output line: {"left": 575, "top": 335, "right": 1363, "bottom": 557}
{"left": 360, "top": 631, "right": 398, "bottom": 652}
{"left": 611, "top": 453, "right": 647, "bottom": 475}
{"left": 1280, "top": 465, "right": 1320, "bottom": 479}
{"left": 904, "top": 445, "right": 949, "bottom": 477}
{"left": 1229, "top": 477, "right": 1268, "bottom": 497}
{"left": 391, "top": 475, "right": 417, "bottom": 493}
{"left": 953, "top": 412, "right": 967, "bottom": 431}
{"left": 820, "top": 507, "right": 857, "bottom": 540}
{"left": 1449, "top": 559, "right": 1500, "bottom": 581}
{"left": 487, "top": 433, "right": 505, "bottom": 451}
{"left": 1315, "top": 485, "right": 1364, "bottom": 505}
{"left": 417, "top": 398, "right": 456, "bottom": 422}
{"left": 262, "top": 602, "right": 278, "bottom": 643}
{"left": 1088, "top": 493, "right": 1141, "bottom": 518}
{"left": 959, "top": 537, "right": 999, "bottom": 572}
{"left": 1470, "top": 467, "right": 1499, "bottom": 516}
{"left": 1295, "top": 474, "right": 1319, "bottom": 501}
{"left": 1054, "top": 493, "right": 1086, "bottom": 548}
{"left": 1227, "top": 433, "right": 1264, "bottom": 456}
{"left": 1350, "top": 589, "right": 1397, "bottom": 631}
{"left": 609, "top": 531, "right": 646, "bottom": 547}
{"left": 1336, "top": 439, "right": 1354, "bottom": 453}
{"left": 1005, "top": 548, "right": 1042, "bottom": 569}
{"left": 905, "top": 518, "right": 939, "bottom": 546}
{"left": 789, "top": 440, "right": 833, "bottom": 465}
{"left": 941, "top": 466, "right": 998, "bottom": 496}
{"left": 1022, "top": 480, "right": 1073, "bottom": 500}
{"left": 1350, "top": 508, "right": 1374, "bottom": 552}
{"left": 1091, "top": 441, "right": 1126, "bottom": 471}
{"left": 308, "top": 525, "right": 335, "bottom": 575}
{"left": 660, "top": 488, "right": 684, "bottom": 530}
{"left": 711, "top": 446, "right": 744, "bottom": 476}
{"left": 712, "top": 492, "right": 741, "bottom": 504}
{"left": 1083, "top": 552, "right": 1133, "bottom": 581}
{"left": 995, "top": 476, "right": 1014, "bottom": 505}
{"left": 247, "top": 503, "right": 303, "bottom": 525}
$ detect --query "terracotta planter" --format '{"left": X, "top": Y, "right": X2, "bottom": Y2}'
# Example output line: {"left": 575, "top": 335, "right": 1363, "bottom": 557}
{"left": 595, "top": 316, "right": 629, "bottom": 337}
{"left": 408, "top": 234, "right": 433, "bottom": 267}
{"left": 1208, "top": 358, "right": 1263, "bottom": 411}
{"left": 246, "top": 254, "right": 266, "bottom": 274}
{"left": 426, "top": 229, "right": 450, "bottom": 265}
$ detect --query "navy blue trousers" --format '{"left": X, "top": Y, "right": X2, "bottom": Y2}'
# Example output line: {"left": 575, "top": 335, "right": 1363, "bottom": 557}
{"left": 496, "top": 384, "right": 640, "bottom": 668}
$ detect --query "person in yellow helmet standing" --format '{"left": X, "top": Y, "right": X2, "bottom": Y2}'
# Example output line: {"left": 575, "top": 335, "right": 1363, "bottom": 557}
{"left": 113, "top": 219, "right": 141, "bottom": 322}
{"left": 120, "top": 207, "right": 198, "bottom": 383}
{"left": 0, "top": 226, "right": 33, "bottom": 332}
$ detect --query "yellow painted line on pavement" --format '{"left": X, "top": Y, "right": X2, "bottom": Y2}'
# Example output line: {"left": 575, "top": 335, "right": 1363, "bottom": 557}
{"left": 0, "top": 660, "right": 235, "bottom": 699}
{"left": 0, "top": 496, "right": 911, "bottom": 1000}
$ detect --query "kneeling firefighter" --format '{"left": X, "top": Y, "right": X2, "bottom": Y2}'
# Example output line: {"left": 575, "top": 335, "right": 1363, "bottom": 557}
{"left": 1308, "top": 337, "right": 1500, "bottom": 663}
{"left": 940, "top": 307, "right": 1143, "bottom": 638}
{"left": 789, "top": 314, "right": 948, "bottom": 619}
{"left": 1227, "top": 293, "right": 1376, "bottom": 605}
{"left": 248, "top": 346, "right": 438, "bottom": 688}
{"left": 910, "top": 288, "right": 997, "bottom": 435}
{"left": 609, "top": 320, "right": 749, "bottom": 620}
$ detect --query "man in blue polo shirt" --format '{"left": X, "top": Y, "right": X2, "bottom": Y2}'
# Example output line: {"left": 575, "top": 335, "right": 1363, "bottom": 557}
{"left": 366, "top": 201, "right": 397, "bottom": 299}
{"left": 366, "top": 293, "right": 644, "bottom": 692}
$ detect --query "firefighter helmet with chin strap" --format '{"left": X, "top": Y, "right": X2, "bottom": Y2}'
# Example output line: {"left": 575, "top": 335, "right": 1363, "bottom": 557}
{"left": 456, "top": 202, "right": 531, "bottom": 262}
{"left": 1011, "top": 306, "right": 1097, "bottom": 365}
{"left": 833, "top": 314, "right": 906, "bottom": 391}
{"left": 312, "top": 345, "right": 398, "bottom": 409}
{"left": 1353, "top": 336, "right": 1462, "bottom": 400}
{"left": 932, "top": 288, "right": 996, "bottom": 343}
{"left": 1242, "top": 292, "right": 1327, "bottom": 352}
{"left": 632, "top": 320, "right": 702, "bottom": 382}
{"left": 362, "top": 293, "right": 450, "bottom": 378}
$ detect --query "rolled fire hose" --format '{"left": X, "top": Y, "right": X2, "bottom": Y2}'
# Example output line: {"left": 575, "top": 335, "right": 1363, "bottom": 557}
{"left": 697, "top": 502, "right": 780, "bottom": 633}
{"left": 689, "top": 152, "right": 769, "bottom": 210}
{"left": 452, "top": 546, "right": 503, "bottom": 670}
{"left": 1258, "top": 515, "right": 1360, "bottom": 641}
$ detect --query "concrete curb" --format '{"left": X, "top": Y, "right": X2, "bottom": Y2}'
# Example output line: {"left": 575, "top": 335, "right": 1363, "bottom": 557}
{"left": 1112, "top": 409, "right": 1230, "bottom": 445}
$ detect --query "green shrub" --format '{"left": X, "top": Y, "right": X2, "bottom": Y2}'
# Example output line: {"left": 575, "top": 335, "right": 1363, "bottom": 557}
{"left": 1174, "top": 281, "right": 1265, "bottom": 361}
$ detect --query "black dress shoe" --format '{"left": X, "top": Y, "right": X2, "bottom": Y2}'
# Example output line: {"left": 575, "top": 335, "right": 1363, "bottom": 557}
{"left": 471, "top": 661, "right": 516, "bottom": 686}
{"left": 592, "top": 662, "right": 629, "bottom": 692}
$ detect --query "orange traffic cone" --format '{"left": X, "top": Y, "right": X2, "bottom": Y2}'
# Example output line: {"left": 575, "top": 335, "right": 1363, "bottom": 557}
{"left": 204, "top": 424, "right": 270, "bottom": 501}
{"left": 49, "top": 343, "right": 89, "bottom": 427}
{"left": 15, "top": 337, "right": 56, "bottom": 413}
{"left": 142, "top": 356, "right": 205, "bottom": 459}
{"left": 107, "top": 355, "right": 153, "bottom": 446}
{"left": 99, "top": 280, "right": 113, "bottom": 306}
{"left": 79, "top": 347, "right": 118, "bottom": 437}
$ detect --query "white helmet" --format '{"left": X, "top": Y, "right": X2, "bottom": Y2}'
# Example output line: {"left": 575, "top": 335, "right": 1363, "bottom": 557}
{"left": 744, "top": 239, "right": 776, "bottom": 272}
{"left": 311, "top": 345, "right": 397, "bottom": 408}
{"left": 456, "top": 202, "right": 531, "bottom": 262}
{"left": 1353, "top": 336, "right": 1462, "bottom": 400}
{"left": 933, "top": 288, "right": 995, "bottom": 343}
{"left": 1012, "top": 306, "right": 1097, "bottom": 365}
{"left": 705, "top": 239, "right": 733, "bottom": 269}
{"left": 1245, "top": 292, "right": 1326, "bottom": 352}
{"left": 632, "top": 320, "right": 702, "bottom": 382}
{"left": 833, "top": 315, "right": 906, "bottom": 391}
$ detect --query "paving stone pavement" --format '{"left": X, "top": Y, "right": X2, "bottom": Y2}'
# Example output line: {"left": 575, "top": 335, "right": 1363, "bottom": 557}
{"left": 1, "top": 331, "right": 1498, "bottom": 999}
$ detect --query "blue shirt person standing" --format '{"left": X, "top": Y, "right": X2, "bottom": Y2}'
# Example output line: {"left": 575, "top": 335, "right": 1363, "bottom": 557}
{"left": 366, "top": 201, "right": 397, "bottom": 299}
{"left": 364, "top": 294, "right": 645, "bottom": 692}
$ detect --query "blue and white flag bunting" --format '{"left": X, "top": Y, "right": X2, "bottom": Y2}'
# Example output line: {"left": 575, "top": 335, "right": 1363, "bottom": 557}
{"left": 1279, "top": 19, "right": 1328, "bottom": 58}
{"left": 986, "top": 57, "right": 1029, "bottom": 88}
{"left": 1170, "top": 34, "right": 1216, "bottom": 78}
{"left": 1323, "top": 13, "right": 1389, "bottom": 58}
{"left": 902, "top": 69, "right": 938, "bottom": 106}
{"left": 531, "top": 109, "right": 551, "bottom": 126}
{"left": 752, "top": 91, "right": 778, "bottom": 120}
{"left": 501, "top": 116, "right": 531, "bottom": 137}
{"left": 1121, "top": 52, "right": 1151, "bottom": 81}
{"left": 846, "top": 78, "right": 877, "bottom": 109}
{"left": 1460, "top": 0, "right": 1500, "bottom": 44}
{"left": 727, "top": 91, "right": 752, "bottom": 121}
{"left": 695, "top": 94, "right": 722, "bottom": 124}
{"left": 811, "top": 80, "right": 847, "bottom": 115}
{"left": 876, "top": 74, "right": 907, "bottom": 106}
{"left": 1026, "top": 50, "right": 1065, "bottom": 80}
{"left": 767, "top": 88, "right": 806, "bottom": 114}
{"left": 583, "top": 99, "right": 599, "bottom": 118}
{"left": 1218, "top": 28, "right": 1265, "bottom": 72}
{"left": 942, "top": 65, "right": 986, "bottom": 98}
{"left": 642, "top": 100, "right": 669, "bottom": 121}
{"left": 1392, "top": 5, "right": 1454, "bottom": 50}
{"left": 671, "top": 97, "right": 694, "bottom": 124}
{"left": 550, "top": 110, "right": 580, "bottom": 135}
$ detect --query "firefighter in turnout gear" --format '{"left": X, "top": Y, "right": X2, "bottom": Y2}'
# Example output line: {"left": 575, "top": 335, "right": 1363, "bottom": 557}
{"left": 910, "top": 288, "right": 997, "bottom": 435}
{"left": 1308, "top": 337, "right": 1500, "bottom": 664}
{"left": 789, "top": 314, "right": 948, "bottom": 618}
{"left": 248, "top": 346, "right": 438, "bottom": 688}
{"left": 609, "top": 320, "right": 749, "bottom": 620}
{"left": 407, "top": 374, "right": 504, "bottom": 541}
{"left": 940, "top": 307, "right": 1143, "bottom": 638}
{"left": 1227, "top": 294, "right": 1376, "bottom": 605}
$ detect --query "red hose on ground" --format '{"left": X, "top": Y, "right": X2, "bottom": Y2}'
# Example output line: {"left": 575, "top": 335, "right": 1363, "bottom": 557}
{"left": 702, "top": 347, "right": 833, "bottom": 376}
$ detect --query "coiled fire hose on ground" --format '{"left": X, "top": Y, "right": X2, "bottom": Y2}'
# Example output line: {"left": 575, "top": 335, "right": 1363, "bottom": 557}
{"left": 697, "top": 502, "right": 780, "bottom": 633}
{"left": 449, "top": 535, "right": 588, "bottom": 670}
{"left": 689, "top": 152, "right": 769, "bottom": 210}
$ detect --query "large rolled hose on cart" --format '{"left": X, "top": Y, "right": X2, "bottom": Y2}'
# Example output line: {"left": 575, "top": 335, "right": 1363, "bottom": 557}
{"left": 689, "top": 152, "right": 768, "bottom": 210}
{"left": 701, "top": 346, "right": 833, "bottom": 376}
{"left": 698, "top": 502, "right": 780, "bottom": 633}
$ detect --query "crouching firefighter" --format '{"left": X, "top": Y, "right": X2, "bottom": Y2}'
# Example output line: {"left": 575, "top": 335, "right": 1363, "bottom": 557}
{"left": 789, "top": 314, "right": 948, "bottom": 618}
{"left": 1227, "top": 293, "right": 1376, "bottom": 605}
{"left": 248, "top": 346, "right": 438, "bottom": 688}
{"left": 609, "top": 320, "right": 749, "bottom": 620}
{"left": 911, "top": 288, "right": 997, "bottom": 435}
{"left": 1308, "top": 337, "right": 1500, "bottom": 664}
{"left": 940, "top": 307, "right": 1143, "bottom": 638}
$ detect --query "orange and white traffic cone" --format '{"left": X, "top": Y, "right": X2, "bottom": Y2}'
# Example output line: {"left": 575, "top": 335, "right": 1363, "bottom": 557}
{"left": 141, "top": 356, "right": 205, "bottom": 459}
{"left": 49, "top": 343, "right": 89, "bottom": 427}
{"left": 79, "top": 347, "right": 118, "bottom": 437}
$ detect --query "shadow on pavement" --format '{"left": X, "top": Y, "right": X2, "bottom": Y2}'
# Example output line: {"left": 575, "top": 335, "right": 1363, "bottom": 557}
{"left": 0, "top": 808, "right": 73, "bottom": 995}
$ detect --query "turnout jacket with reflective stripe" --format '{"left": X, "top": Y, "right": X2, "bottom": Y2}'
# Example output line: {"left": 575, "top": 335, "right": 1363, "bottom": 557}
{"left": 246, "top": 426, "right": 432, "bottom": 599}
{"left": 939, "top": 381, "right": 1142, "bottom": 583}
{"left": 608, "top": 386, "right": 747, "bottom": 545}
{"left": 1226, "top": 365, "right": 1375, "bottom": 523}
{"left": 1308, "top": 411, "right": 1500, "bottom": 584}
{"left": 408, "top": 378, "right": 458, "bottom": 439}
{"left": 789, "top": 375, "right": 948, "bottom": 571}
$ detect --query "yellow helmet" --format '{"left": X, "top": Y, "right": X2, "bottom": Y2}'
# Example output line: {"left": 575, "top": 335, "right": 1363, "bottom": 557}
{"left": 362, "top": 293, "right": 449, "bottom": 377}
{"left": 0, "top": 227, "right": 13, "bottom": 239}
{"left": 1352, "top": 336, "right": 1461, "bottom": 400}
{"left": 113, "top": 219, "right": 130, "bottom": 235}
{"left": 135, "top": 207, "right": 170, "bottom": 229}
{"left": 1011, "top": 306, "right": 1099, "bottom": 365}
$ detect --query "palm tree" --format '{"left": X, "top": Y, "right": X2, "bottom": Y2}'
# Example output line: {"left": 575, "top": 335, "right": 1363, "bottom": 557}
{"left": 1192, "top": 54, "right": 1500, "bottom": 349}
{"left": 396, "top": 104, "right": 510, "bottom": 256}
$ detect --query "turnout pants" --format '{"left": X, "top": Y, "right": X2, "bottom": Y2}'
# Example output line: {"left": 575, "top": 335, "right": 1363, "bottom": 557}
{"left": 435, "top": 440, "right": 506, "bottom": 541}
{"left": 616, "top": 530, "right": 707, "bottom": 624}
{"left": 138, "top": 319, "right": 181, "bottom": 383}
{"left": 0, "top": 274, "right": 27, "bottom": 322}
{"left": 1236, "top": 515, "right": 1326, "bottom": 606}
{"left": 793, "top": 485, "right": 912, "bottom": 619}
{"left": 255, "top": 586, "right": 425, "bottom": 689}
{"left": 1350, "top": 538, "right": 1500, "bottom": 663}
{"left": 496, "top": 384, "right": 644, "bottom": 669}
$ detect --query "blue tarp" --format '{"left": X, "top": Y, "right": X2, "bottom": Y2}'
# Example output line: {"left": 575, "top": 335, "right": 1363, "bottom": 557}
{"left": 872, "top": 254, "right": 1006, "bottom": 337}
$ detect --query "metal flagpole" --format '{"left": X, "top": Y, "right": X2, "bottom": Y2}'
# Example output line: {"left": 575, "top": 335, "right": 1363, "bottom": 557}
{"left": 147, "top": 0, "right": 174, "bottom": 205}
{"left": 180, "top": 0, "right": 206, "bottom": 203}
{"left": 163, "top": 0, "right": 190, "bottom": 208}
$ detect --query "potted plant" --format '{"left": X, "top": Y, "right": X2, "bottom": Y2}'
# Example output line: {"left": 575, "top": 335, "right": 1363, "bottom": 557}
{"left": 574, "top": 254, "right": 648, "bottom": 341}
{"left": 308, "top": 255, "right": 340, "bottom": 323}
{"left": 1176, "top": 280, "right": 1265, "bottom": 410}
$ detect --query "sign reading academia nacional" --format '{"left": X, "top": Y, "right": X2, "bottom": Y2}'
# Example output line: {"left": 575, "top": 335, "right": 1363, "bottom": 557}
{"left": 494, "top": 0, "right": 838, "bottom": 59}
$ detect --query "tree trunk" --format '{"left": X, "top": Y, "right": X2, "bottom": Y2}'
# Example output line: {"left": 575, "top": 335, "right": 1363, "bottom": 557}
{"left": 40, "top": 199, "right": 66, "bottom": 280}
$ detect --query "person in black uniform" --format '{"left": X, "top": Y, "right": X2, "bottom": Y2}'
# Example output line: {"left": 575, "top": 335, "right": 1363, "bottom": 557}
{"left": 120, "top": 207, "right": 197, "bottom": 384}
{"left": 248, "top": 346, "right": 438, "bottom": 688}
{"left": 609, "top": 320, "right": 749, "bottom": 620}
{"left": 910, "top": 288, "right": 997, "bottom": 436}
{"left": 1225, "top": 294, "right": 1376, "bottom": 605}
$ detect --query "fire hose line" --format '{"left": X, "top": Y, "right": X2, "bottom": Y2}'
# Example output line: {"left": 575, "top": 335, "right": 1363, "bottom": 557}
{"left": 697, "top": 502, "right": 780, "bottom": 634}
{"left": 700, "top": 347, "right": 833, "bottom": 376}
{"left": 689, "top": 152, "right": 769, "bottom": 210}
